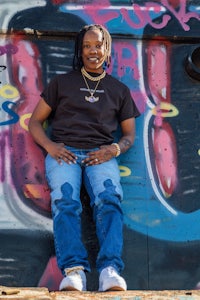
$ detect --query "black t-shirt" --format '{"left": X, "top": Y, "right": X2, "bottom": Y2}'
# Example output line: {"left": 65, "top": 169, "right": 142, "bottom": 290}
{"left": 41, "top": 70, "right": 140, "bottom": 149}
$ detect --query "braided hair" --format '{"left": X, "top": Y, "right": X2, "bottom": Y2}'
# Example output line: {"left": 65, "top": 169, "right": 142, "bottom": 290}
{"left": 73, "top": 24, "right": 112, "bottom": 70}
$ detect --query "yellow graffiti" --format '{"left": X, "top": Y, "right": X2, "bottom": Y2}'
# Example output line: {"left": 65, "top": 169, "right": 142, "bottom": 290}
{"left": 20, "top": 113, "right": 51, "bottom": 132}
{"left": 119, "top": 165, "right": 131, "bottom": 177}
{"left": 0, "top": 84, "right": 19, "bottom": 99}
{"left": 20, "top": 113, "right": 31, "bottom": 131}
{"left": 152, "top": 102, "right": 179, "bottom": 118}
{"left": 198, "top": 149, "right": 200, "bottom": 156}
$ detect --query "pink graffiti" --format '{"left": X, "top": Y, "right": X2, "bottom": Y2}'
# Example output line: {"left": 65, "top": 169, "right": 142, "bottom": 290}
{"left": 84, "top": 0, "right": 119, "bottom": 25}
{"left": 120, "top": 3, "right": 171, "bottom": 30}
{"left": 38, "top": 256, "right": 62, "bottom": 291}
{"left": 10, "top": 35, "right": 50, "bottom": 213}
{"left": 111, "top": 35, "right": 178, "bottom": 196}
{"left": 147, "top": 41, "right": 171, "bottom": 109}
{"left": 161, "top": 0, "right": 200, "bottom": 31}
{"left": 147, "top": 40, "right": 178, "bottom": 197}
{"left": 82, "top": 0, "right": 200, "bottom": 32}
{"left": 0, "top": 131, "right": 9, "bottom": 182}
{"left": 153, "top": 122, "right": 177, "bottom": 197}
{"left": 112, "top": 42, "right": 140, "bottom": 80}
{"left": 109, "top": 40, "right": 146, "bottom": 113}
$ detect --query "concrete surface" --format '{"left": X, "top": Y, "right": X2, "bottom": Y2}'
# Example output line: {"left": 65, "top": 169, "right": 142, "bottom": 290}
{"left": 0, "top": 287, "right": 200, "bottom": 300}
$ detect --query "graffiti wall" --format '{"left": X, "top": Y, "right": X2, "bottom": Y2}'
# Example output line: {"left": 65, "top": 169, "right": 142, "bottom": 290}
{"left": 0, "top": 0, "right": 200, "bottom": 291}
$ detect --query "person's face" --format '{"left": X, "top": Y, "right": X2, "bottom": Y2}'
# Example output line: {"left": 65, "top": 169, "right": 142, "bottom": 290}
{"left": 82, "top": 29, "right": 106, "bottom": 73}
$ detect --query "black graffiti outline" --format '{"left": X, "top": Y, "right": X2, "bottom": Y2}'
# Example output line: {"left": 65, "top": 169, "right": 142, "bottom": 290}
{"left": 0, "top": 65, "right": 6, "bottom": 84}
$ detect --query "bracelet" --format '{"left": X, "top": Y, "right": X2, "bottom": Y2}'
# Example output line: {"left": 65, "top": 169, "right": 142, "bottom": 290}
{"left": 112, "top": 143, "right": 121, "bottom": 157}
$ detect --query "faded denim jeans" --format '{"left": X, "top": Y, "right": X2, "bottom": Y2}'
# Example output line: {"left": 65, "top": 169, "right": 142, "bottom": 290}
{"left": 45, "top": 146, "right": 124, "bottom": 275}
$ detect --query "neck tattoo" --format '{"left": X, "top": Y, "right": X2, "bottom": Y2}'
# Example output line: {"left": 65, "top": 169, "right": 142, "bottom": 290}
{"left": 81, "top": 67, "right": 106, "bottom": 103}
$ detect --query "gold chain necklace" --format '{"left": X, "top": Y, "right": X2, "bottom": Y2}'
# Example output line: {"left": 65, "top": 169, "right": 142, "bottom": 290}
{"left": 82, "top": 74, "right": 101, "bottom": 103}
{"left": 81, "top": 67, "right": 106, "bottom": 81}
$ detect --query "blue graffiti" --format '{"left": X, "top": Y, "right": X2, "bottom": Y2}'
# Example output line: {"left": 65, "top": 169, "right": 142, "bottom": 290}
{"left": 0, "top": 101, "right": 19, "bottom": 126}
{"left": 121, "top": 116, "right": 200, "bottom": 242}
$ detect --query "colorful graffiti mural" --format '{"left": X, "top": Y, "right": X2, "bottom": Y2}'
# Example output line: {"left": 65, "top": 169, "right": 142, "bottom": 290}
{"left": 0, "top": 0, "right": 200, "bottom": 292}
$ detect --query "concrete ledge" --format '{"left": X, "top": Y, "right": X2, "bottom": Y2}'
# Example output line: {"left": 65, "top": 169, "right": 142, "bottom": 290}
{"left": 0, "top": 287, "right": 200, "bottom": 300}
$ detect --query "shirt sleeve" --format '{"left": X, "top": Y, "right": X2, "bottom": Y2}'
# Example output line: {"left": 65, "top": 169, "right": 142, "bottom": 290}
{"left": 118, "top": 86, "right": 140, "bottom": 122}
{"left": 40, "top": 76, "right": 59, "bottom": 111}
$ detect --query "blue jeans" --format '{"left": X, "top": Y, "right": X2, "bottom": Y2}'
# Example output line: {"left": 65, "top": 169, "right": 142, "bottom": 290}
{"left": 45, "top": 146, "right": 124, "bottom": 275}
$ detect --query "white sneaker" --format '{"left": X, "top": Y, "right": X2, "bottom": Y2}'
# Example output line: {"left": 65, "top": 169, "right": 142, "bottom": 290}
{"left": 59, "top": 269, "right": 86, "bottom": 291}
{"left": 99, "top": 266, "right": 127, "bottom": 292}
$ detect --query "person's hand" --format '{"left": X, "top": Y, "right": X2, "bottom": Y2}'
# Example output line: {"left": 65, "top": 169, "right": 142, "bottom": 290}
{"left": 82, "top": 144, "right": 117, "bottom": 166}
{"left": 46, "top": 142, "right": 77, "bottom": 164}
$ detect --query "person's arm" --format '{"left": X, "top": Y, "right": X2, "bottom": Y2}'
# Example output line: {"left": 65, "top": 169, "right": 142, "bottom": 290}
{"left": 117, "top": 117, "right": 135, "bottom": 154}
{"left": 29, "top": 98, "right": 53, "bottom": 151}
{"left": 29, "top": 98, "right": 77, "bottom": 164}
{"left": 83, "top": 117, "right": 135, "bottom": 165}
